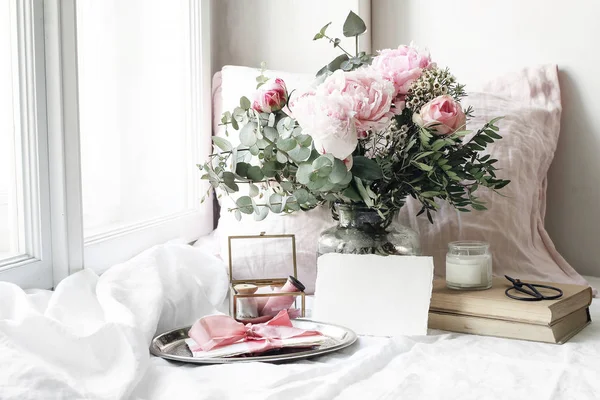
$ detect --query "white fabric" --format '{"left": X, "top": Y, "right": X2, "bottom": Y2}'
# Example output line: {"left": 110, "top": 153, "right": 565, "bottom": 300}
{"left": 1, "top": 246, "right": 599, "bottom": 399}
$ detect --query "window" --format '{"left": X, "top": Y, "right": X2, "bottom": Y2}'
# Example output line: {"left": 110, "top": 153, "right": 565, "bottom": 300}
{"left": 0, "top": 0, "right": 19, "bottom": 261}
{"left": 0, "top": 0, "right": 212, "bottom": 288}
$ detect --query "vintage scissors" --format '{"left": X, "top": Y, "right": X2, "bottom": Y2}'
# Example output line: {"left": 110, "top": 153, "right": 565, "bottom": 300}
{"left": 504, "top": 275, "right": 563, "bottom": 301}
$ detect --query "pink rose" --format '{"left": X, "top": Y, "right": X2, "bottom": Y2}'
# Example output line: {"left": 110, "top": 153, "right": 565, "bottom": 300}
{"left": 291, "top": 91, "right": 358, "bottom": 160}
{"left": 252, "top": 78, "right": 288, "bottom": 113}
{"left": 317, "top": 69, "right": 395, "bottom": 137}
{"left": 412, "top": 95, "right": 466, "bottom": 135}
{"left": 371, "top": 44, "right": 432, "bottom": 99}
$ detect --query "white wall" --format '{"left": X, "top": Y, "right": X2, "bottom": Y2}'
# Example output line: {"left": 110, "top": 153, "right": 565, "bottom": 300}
{"left": 372, "top": 0, "right": 600, "bottom": 276}
{"left": 211, "top": 0, "right": 600, "bottom": 276}
{"left": 210, "top": 0, "right": 370, "bottom": 74}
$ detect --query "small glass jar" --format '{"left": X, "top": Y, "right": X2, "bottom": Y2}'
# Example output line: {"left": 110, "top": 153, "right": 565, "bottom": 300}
{"left": 446, "top": 241, "right": 492, "bottom": 290}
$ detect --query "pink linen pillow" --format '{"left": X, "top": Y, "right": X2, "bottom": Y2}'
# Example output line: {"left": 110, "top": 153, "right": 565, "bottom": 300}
{"left": 206, "top": 65, "right": 590, "bottom": 294}
{"left": 400, "top": 65, "right": 590, "bottom": 289}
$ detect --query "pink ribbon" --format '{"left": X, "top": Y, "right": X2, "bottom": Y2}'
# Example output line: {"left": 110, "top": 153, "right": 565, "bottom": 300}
{"left": 187, "top": 310, "right": 321, "bottom": 354}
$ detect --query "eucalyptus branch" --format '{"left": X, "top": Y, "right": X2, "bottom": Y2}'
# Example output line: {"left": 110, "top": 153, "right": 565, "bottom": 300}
{"left": 323, "top": 34, "right": 352, "bottom": 57}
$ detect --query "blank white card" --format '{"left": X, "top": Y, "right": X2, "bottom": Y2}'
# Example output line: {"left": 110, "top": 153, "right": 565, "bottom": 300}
{"left": 313, "top": 254, "right": 434, "bottom": 337}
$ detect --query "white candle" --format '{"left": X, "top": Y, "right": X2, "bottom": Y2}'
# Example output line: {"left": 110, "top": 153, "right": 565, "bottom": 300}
{"left": 446, "top": 255, "right": 492, "bottom": 286}
{"left": 445, "top": 241, "right": 492, "bottom": 290}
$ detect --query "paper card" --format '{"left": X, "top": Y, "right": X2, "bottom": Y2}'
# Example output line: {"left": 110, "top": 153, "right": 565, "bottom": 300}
{"left": 313, "top": 254, "right": 434, "bottom": 337}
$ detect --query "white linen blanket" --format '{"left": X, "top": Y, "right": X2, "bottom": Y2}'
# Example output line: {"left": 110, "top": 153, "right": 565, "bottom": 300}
{"left": 1, "top": 244, "right": 599, "bottom": 400}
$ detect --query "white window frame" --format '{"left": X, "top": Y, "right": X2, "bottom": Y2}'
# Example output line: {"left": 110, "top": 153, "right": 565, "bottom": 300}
{"left": 0, "top": 0, "right": 53, "bottom": 289}
{"left": 0, "top": 0, "right": 213, "bottom": 289}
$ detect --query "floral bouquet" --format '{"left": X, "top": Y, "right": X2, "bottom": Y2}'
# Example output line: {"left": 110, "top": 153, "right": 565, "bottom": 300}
{"left": 200, "top": 11, "right": 509, "bottom": 224}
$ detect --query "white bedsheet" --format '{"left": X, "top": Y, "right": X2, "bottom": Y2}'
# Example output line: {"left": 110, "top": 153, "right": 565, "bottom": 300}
{"left": 1, "top": 244, "right": 599, "bottom": 400}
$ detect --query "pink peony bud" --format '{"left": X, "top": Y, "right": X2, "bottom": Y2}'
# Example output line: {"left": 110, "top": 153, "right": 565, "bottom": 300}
{"left": 252, "top": 78, "right": 288, "bottom": 114}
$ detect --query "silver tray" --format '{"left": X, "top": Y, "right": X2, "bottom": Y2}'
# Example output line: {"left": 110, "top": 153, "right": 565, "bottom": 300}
{"left": 150, "top": 318, "right": 357, "bottom": 364}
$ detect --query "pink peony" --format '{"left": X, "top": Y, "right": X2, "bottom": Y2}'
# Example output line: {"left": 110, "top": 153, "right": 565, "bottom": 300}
{"left": 252, "top": 78, "right": 288, "bottom": 113}
{"left": 412, "top": 95, "right": 466, "bottom": 135}
{"left": 316, "top": 69, "right": 395, "bottom": 137}
{"left": 371, "top": 44, "right": 432, "bottom": 99}
{"left": 291, "top": 90, "right": 358, "bottom": 160}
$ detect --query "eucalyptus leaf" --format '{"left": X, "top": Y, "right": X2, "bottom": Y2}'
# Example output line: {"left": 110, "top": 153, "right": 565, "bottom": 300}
{"left": 287, "top": 146, "right": 311, "bottom": 163}
{"left": 268, "top": 193, "right": 283, "bottom": 213}
{"left": 248, "top": 183, "right": 259, "bottom": 197}
{"left": 236, "top": 196, "right": 254, "bottom": 214}
{"left": 249, "top": 144, "right": 260, "bottom": 156}
{"left": 254, "top": 206, "right": 269, "bottom": 221}
{"left": 329, "top": 158, "right": 348, "bottom": 184}
{"left": 277, "top": 138, "right": 297, "bottom": 152}
{"left": 212, "top": 136, "right": 232, "bottom": 152}
{"left": 246, "top": 166, "right": 264, "bottom": 181}
{"left": 296, "top": 163, "right": 313, "bottom": 185}
{"left": 326, "top": 54, "right": 350, "bottom": 73}
{"left": 276, "top": 151, "right": 288, "bottom": 163}
{"left": 240, "top": 96, "right": 251, "bottom": 110}
{"left": 239, "top": 122, "right": 257, "bottom": 147}
{"left": 342, "top": 11, "right": 367, "bottom": 37}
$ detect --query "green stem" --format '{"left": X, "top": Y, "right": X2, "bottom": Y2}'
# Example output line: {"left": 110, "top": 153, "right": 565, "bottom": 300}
{"left": 323, "top": 34, "right": 352, "bottom": 57}
{"left": 355, "top": 35, "right": 359, "bottom": 57}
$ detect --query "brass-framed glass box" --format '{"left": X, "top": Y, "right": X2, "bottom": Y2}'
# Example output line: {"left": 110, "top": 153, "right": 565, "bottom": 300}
{"left": 228, "top": 233, "right": 306, "bottom": 323}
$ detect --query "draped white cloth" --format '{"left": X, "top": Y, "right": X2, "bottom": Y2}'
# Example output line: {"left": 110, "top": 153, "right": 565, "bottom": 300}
{"left": 1, "top": 244, "right": 599, "bottom": 399}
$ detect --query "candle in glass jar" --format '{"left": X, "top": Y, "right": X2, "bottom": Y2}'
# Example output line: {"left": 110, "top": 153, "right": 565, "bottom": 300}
{"left": 446, "top": 241, "right": 492, "bottom": 290}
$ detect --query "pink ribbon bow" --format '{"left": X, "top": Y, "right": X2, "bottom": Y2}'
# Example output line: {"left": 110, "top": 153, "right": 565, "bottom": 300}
{"left": 187, "top": 310, "right": 321, "bottom": 354}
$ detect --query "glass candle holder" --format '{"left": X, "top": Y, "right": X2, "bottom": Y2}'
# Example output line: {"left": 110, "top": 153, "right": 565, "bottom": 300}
{"left": 446, "top": 241, "right": 492, "bottom": 290}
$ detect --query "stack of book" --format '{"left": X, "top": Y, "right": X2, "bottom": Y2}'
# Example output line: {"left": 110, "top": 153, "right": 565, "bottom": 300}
{"left": 428, "top": 277, "right": 592, "bottom": 344}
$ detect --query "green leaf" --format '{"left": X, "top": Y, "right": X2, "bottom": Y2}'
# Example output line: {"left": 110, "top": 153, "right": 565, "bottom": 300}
{"left": 249, "top": 144, "right": 260, "bottom": 156}
{"left": 340, "top": 60, "right": 353, "bottom": 71}
{"left": 253, "top": 206, "right": 269, "bottom": 221}
{"left": 413, "top": 151, "right": 434, "bottom": 161}
{"left": 231, "top": 118, "right": 239, "bottom": 131}
{"left": 354, "top": 178, "right": 374, "bottom": 207}
{"left": 248, "top": 183, "right": 259, "bottom": 197}
{"left": 235, "top": 162, "right": 250, "bottom": 178}
{"left": 431, "top": 140, "right": 446, "bottom": 151}
{"left": 296, "top": 163, "right": 313, "bottom": 185}
{"left": 222, "top": 172, "right": 239, "bottom": 192}
{"left": 277, "top": 138, "right": 297, "bottom": 152}
{"left": 333, "top": 38, "right": 341, "bottom": 47}
{"left": 276, "top": 151, "right": 288, "bottom": 163}
{"left": 342, "top": 11, "right": 367, "bottom": 37}
{"left": 240, "top": 96, "right": 251, "bottom": 110}
{"left": 268, "top": 193, "right": 283, "bottom": 213}
{"left": 234, "top": 209, "right": 242, "bottom": 221}
{"left": 412, "top": 161, "right": 433, "bottom": 172}
{"left": 212, "top": 136, "right": 233, "bottom": 152}
{"left": 342, "top": 186, "right": 362, "bottom": 202}
{"left": 329, "top": 158, "right": 348, "bottom": 184}
{"left": 236, "top": 196, "right": 254, "bottom": 214}
{"left": 262, "top": 161, "right": 279, "bottom": 178}
{"left": 246, "top": 166, "right": 264, "bottom": 181}
{"left": 485, "top": 130, "right": 502, "bottom": 140}
{"left": 351, "top": 156, "right": 383, "bottom": 180}
{"left": 287, "top": 146, "right": 311, "bottom": 163}
{"left": 239, "top": 122, "right": 257, "bottom": 147}
{"left": 471, "top": 203, "right": 488, "bottom": 211}
{"left": 263, "top": 126, "right": 278, "bottom": 142}
{"left": 326, "top": 54, "right": 350, "bottom": 73}
{"left": 293, "top": 189, "right": 309, "bottom": 204}
{"left": 314, "top": 22, "right": 331, "bottom": 40}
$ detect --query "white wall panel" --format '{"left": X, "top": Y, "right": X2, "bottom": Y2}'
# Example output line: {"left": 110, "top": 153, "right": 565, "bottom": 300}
{"left": 211, "top": 0, "right": 370, "bottom": 74}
